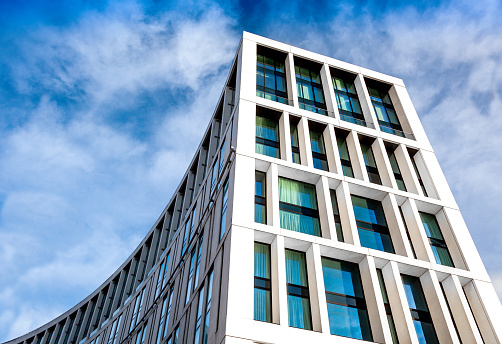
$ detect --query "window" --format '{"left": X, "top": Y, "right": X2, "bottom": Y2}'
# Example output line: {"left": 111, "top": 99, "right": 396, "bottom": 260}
{"left": 321, "top": 258, "right": 372, "bottom": 341}
{"left": 402, "top": 275, "right": 439, "bottom": 344}
{"left": 135, "top": 322, "right": 148, "bottom": 344}
{"left": 329, "top": 190, "right": 344, "bottom": 242}
{"left": 310, "top": 128, "right": 328, "bottom": 171}
{"left": 290, "top": 123, "right": 301, "bottom": 164}
{"left": 285, "top": 250, "right": 312, "bottom": 330}
{"left": 332, "top": 73, "right": 365, "bottom": 126}
{"left": 108, "top": 315, "right": 122, "bottom": 344}
{"left": 182, "top": 219, "right": 190, "bottom": 255}
{"left": 202, "top": 271, "right": 214, "bottom": 344}
{"left": 210, "top": 160, "right": 218, "bottom": 194}
{"left": 295, "top": 63, "right": 327, "bottom": 115}
{"left": 161, "top": 253, "right": 170, "bottom": 290}
{"left": 219, "top": 178, "right": 229, "bottom": 240}
{"left": 193, "top": 288, "right": 205, "bottom": 344}
{"left": 254, "top": 243, "right": 272, "bottom": 322}
{"left": 279, "top": 178, "right": 321, "bottom": 237}
{"left": 256, "top": 51, "right": 288, "bottom": 104}
{"left": 186, "top": 249, "right": 196, "bottom": 304}
{"left": 377, "top": 269, "right": 399, "bottom": 344}
{"left": 89, "top": 335, "right": 100, "bottom": 344}
{"left": 171, "top": 326, "right": 179, "bottom": 344}
{"left": 399, "top": 207, "right": 417, "bottom": 259}
{"left": 255, "top": 171, "right": 267, "bottom": 224}
{"left": 367, "top": 85, "right": 404, "bottom": 137}
{"left": 189, "top": 205, "right": 197, "bottom": 242}
{"left": 337, "top": 135, "right": 354, "bottom": 178}
{"left": 193, "top": 236, "right": 204, "bottom": 289}
{"left": 351, "top": 195, "right": 394, "bottom": 253}
{"left": 129, "top": 289, "right": 145, "bottom": 332}
{"left": 218, "top": 141, "right": 225, "bottom": 175}
{"left": 387, "top": 148, "right": 407, "bottom": 191}
{"left": 256, "top": 115, "right": 280, "bottom": 158}
{"left": 419, "top": 212, "right": 454, "bottom": 267}
{"left": 163, "top": 288, "right": 174, "bottom": 338}
{"left": 155, "top": 261, "right": 165, "bottom": 300}
{"left": 156, "top": 297, "right": 168, "bottom": 344}
{"left": 360, "top": 140, "right": 381, "bottom": 184}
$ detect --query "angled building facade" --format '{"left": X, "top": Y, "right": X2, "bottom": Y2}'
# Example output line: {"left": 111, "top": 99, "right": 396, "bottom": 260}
{"left": 5, "top": 32, "right": 502, "bottom": 344}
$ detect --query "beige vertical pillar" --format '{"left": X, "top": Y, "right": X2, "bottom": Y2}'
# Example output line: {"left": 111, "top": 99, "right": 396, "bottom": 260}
{"left": 336, "top": 181, "right": 360, "bottom": 246}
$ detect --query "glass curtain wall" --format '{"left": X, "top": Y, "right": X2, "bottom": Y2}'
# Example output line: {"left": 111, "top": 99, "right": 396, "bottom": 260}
{"left": 419, "top": 212, "right": 454, "bottom": 267}
{"left": 279, "top": 178, "right": 321, "bottom": 236}
{"left": 254, "top": 243, "right": 272, "bottom": 322}
{"left": 351, "top": 195, "right": 394, "bottom": 253}
{"left": 256, "top": 115, "right": 280, "bottom": 158}
{"left": 295, "top": 63, "right": 327, "bottom": 115}
{"left": 321, "top": 258, "right": 372, "bottom": 341}
{"left": 332, "top": 74, "right": 365, "bottom": 126}
{"left": 310, "top": 129, "right": 328, "bottom": 171}
{"left": 255, "top": 172, "right": 267, "bottom": 224}
{"left": 256, "top": 51, "right": 288, "bottom": 104}
{"left": 285, "top": 250, "right": 312, "bottom": 330}
{"left": 402, "top": 275, "right": 439, "bottom": 344}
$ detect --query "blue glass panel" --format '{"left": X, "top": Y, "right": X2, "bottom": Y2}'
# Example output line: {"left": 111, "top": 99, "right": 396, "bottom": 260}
{"left": 254, "top": 288, "right": 271, "bottom": 322}
{"left": 287, "top": 294, "right": 311, "bottom": 329}
{"left": 358, "top": 228, "right": 394, "bottom": 253}
{"left": 413, "top": 320, "right": 439, "bottom": 344}
{"left": 327, "top": 303, "right": 371, "bottom": 340}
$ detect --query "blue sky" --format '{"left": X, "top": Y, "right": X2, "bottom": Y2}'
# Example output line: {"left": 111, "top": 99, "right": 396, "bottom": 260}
{"left": 1, "top": 0, "right": 501, "bottom": 340}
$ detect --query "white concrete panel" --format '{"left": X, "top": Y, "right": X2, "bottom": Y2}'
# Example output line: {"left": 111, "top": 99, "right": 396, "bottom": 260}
{"left": 286, "top": 52, "right": 299, "bottom": 108}
{"left": 442, "top": 275, "right": 484, "bottom": 343}
{"left": 279, "top": 111, "right": 290, "bottom": 162}
{"left": 326, "top": 125, "right": 343, "bottom": 175}
{"left": 354, "top": 74, "right": 378, "bottom": 129}
{"left": 306, "top": 244, "right": 323, "bottom": 332}
{"left": 231, "top": 154, "right": 255, "bottom": 227}
{"left": 298, "top": 117, "right": 313, "bottom": 168}
{"left": 420, "top": 270, "right": 461, "bottom": 344}
{"left": 401, "top": 198, "right": 435, "bottom": 263}
{"left": 346, "top": 130, "right": 367, "bottom": 181}
{"left": 395, "top": 144, "right": 421, "bottom": 195}
{"left": 316, "top": 176, "right": 336, "bottom": 240}
{"left": 382, "top": 193, "right": 414, "bottom": 258}
{"left": 372, "top": 137, "right": 396, "bottom": 189}
{"left": 336, "top": 181, "right": 360, "bottom": 246}
{"left": 235, "top": 100, "right": 256, "bottom": 157}
{"left": 418, "top": 150, "right": 453, "bottom": 204}
{"left": 268, "top": 163, "right": 280, "bottom": 228}
{"left": 320, "top": 63, "right": 336, "bottom": 116}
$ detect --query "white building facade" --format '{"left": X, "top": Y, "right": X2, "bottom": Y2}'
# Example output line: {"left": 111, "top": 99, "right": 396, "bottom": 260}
{"left": 5, "top": 32, "right": 502, "bottom": 344}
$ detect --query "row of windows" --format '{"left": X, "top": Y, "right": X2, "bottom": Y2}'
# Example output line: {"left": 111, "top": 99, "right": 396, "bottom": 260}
{"left": 253, "top": 242, "right": 461, "bottom": 344}
{"left": 256, "top": 48, "right": 412, "bottom": 139}
{"left": 255, "top": 110, "right": 432, "bottom": 197}
{"left": 254, "top": 174, "right": 454, "bottom": 267}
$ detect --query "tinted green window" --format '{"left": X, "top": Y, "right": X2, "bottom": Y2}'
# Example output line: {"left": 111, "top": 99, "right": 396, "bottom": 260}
{"left": 419, "top": 212, "right": 454, "bottom": 267}
{"left": 254, "top": 243, "right": 272, "bottom": 322}
{"left": 255, "top": 172, "right": 267, "bottom": 224}
{"left": 256, "top": 116, "right": 280, "bottom": 158}
{"left": 332, "top": 76, "right": 365, "bottom": 126}
{"left": 295, "top": 65, "right": 327, "bottom": 115}
{"left": 310, "top": 129, "right": 328, "bottom": 171}
{"left": 337, "top": 136, "right": 354, "bottom": 177}
{"left": 360, "top": 142, "right": 381, "bottom": 184}
{"left": 257, "top": 53, "right": 288, "bottom": 104}
{"left": 285, "top": 250, "right": 312, "bottom": 330}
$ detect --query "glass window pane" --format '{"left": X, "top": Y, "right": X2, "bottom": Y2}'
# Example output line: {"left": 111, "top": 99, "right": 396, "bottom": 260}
{"left": 279, "top": 178, "right": 318, "bottom": 209}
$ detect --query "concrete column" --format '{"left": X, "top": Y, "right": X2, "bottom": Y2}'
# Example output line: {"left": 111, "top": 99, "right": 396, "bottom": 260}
{"left": 413, "top": 150, "right": 441, "bottom": 201}
{"left": 306, "top": 244, "right": 324, "bottom": 332}
{"left": 435, "top": 209, "right": 467, "bottom": 270}
{"left": 235, "top": 100, "right": 256, "bottom": 157}
{"left": 346, "top": 131, "right": 367, "bottom": 181}
{"left": 326, "top": 125, "right": 343, "bottom": 175}
{"left": 286, "top": 52, "right": 298, "bottom": 108}
{"left": 238, "top": 38, "right": 257, "bottom": 103}
{"left": 401, "top": 198, "right": 435, "bottom": 263}
{"left": 336, "top": 181, "right": 360, "bottom": 246}
{"left": 360, "top": 256, "right": 393, "bottom": 344}
{"left": 268, "top": 163, "right": 280, "bottom": 228}
{"left": 464, "top": 279, "right": 502, "bottom": 343}
{"left": 442, "top": 275, "right": 484, "bottom": 343}
{"left": 298, "top": 117, "right": 313, "bottom": 168}
{"left": 280, "top": 112, "right": 292, "bottom": 163}
{"left": 231, "top": 155, "right": 255, "bottom": 227}
{"left": 316, "top": 176, "right": 337, "bottom": 240}
{"left": 420, "top": 270, "right": 461, "bottom": 344}
{"left": 320, "top": 63, "right": 336, "bottom": 116}
{"left": 310, "top": 244, "right": 331, "bottom": 334}
{"left": 354, "top": 74, "right": 378, "bottom": 129}
{"left": 372, "top": 137, "right": 396, "bottom": 189}
{"left": 396, "top": 144, "right": 421, "bottom": 195}
{"left": 382, "top": 193, "right": 414, "bottom": 258}
{"left": 382, "top": 261, "right": 419, "bottom": 344}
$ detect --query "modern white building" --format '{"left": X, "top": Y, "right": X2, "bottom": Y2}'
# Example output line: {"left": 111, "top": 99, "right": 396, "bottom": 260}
{"left": 4, "top": 32, "right": 502, "bottom": 344}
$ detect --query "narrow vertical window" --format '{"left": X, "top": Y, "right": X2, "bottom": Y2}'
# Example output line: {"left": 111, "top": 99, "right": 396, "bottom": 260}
{"left": 163, "top": 288, "right": 174, "bottom": 338}
{"left": 202, "top": 270, "right": 214, "bottom": 344}
{"left": 218, "top": 141, "right": 225, "bottom": 175}
{"left": 256, "top": 115, "right": 280, "bottom": 158}
{"left": 129, "top": 289, "right": 145, "bottom": 332}
{"left": 290, "top": 123, "right": 301, "bottom": 164}
{"left": 322, "top": 258, "right": 372, "bottom": 341}
{"left": 285, "top": 250, "right": 312, "bottom": 330}
{"left": 402, "top": 275, "right": 439, "bottom": 344}
{"left": 332, "top": 73, "right": 365, "bottom": 126}
{"left": 351, "top": 195, "right": 394, "bottom": 253}
{"left": 367, "top": 85, "right": 404, "bottom": 137}
{"left": 255, "top": 171, "right": 267, "bottom": 224}
{"left": 181, "top": 219, "right": 190, "bottom": 256}
{"left": 329, "top": 190, "right": 344, "bottom": 242}
{"left": 171, "top": 326, "right": 179, "bottom": 344}
{"left": 156, "top": 296, "right": 168, "bottom": 344}
{"left": 254, "top": 243, "right": 272, "bottom": 322}
{"left": 193, "top": 236, "right": 204, "bottom": 289}
{"left": 135, "top": 322, "right": 148, "bottom": 344}
{"left": 295, "top": 62, "right": 327, "bottom": 115}
{"left": 256, "top": 50, "right": 288, "bottom": 104}
{"left": 310, "top": 128, "right": 328, "bottom": 171}
{"left": 219, "top": 178, "right": 229, "bottom": 240}
{"left": 337, "top": 135, "right": 354, "bottom": 177}
{"left": 360, "top": 140, "right": 381, "bottom": 184}
{"left": 185, "top": 249, "right": 196, "bottom": 304}
{"left": 399, "top": 207, "right": 417, "bottom": 259}
{"left": 107, "top": 315, "right": 122, "bottom": 344}
{"left": 189, "top": 205, "right": 197, "bottom": 242}
{"left": 161, "top": 253, "right": 170, "bottom": 290}
{"left": 210, "top": 160, "right": 218, "bottom": 194}
{"left": 387, "top": 149, "right": 407, "bottom": 191}
{"left": 419, "top": 212, "right": 454, "bottom": 267}
{"left": 279, "top": 178, "right": 321, "bottom": 237}
{"left": 193, "top": 287, "right": 205, "bottom": 344}
{"left": 410, "top": 154, "right": 428, "bottom": 197}
{"left": 377, "top": 269, "right": 399, "bottom": 344}
{"left": 155, "top": 261, "right": 165, "bottom": 300}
